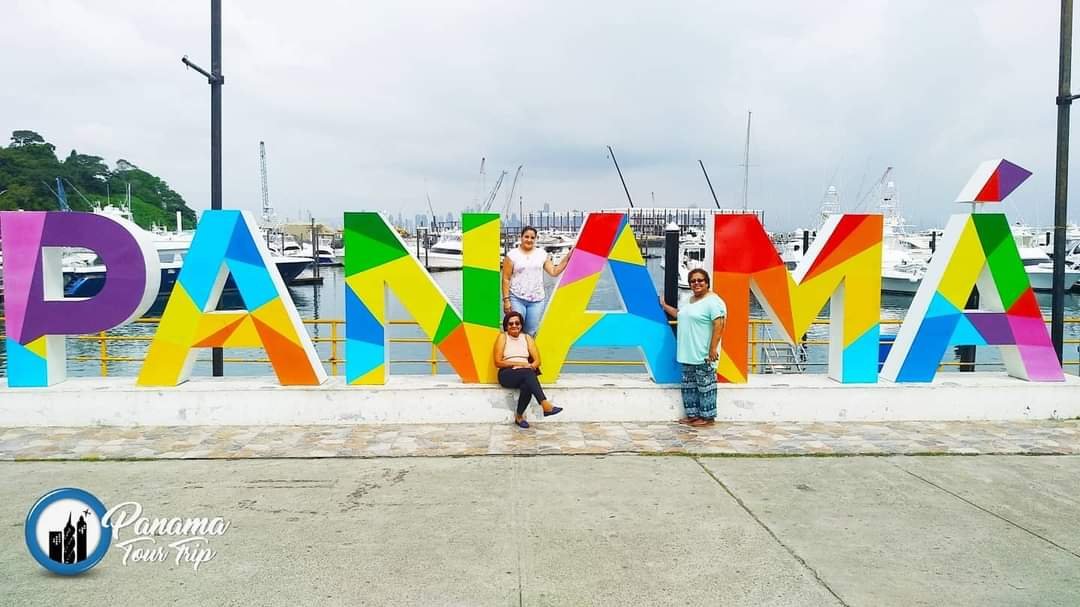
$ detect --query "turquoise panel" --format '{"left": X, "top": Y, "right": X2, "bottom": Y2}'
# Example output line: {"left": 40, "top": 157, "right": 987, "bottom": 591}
{"left": 227, "top": 258, "right": 280, "bottom": 312}
{"left": 841, "top": 325, "right": 880, "bottom": 383}
{"left": 948, "top": 314, "right": 988, "bottom": 347}
{"left": 926, "top": 292, "right": 960, "bottom": 318}
{"left": 345, "top": 339, "right": 385, "bottom": 383}
{"left": 176, "top": 211, "right": 237, "bottom": 309}
{"left": 6, "top": 338, "right": 48, "bottom": 387}
{"left": 577, "top": 315, "right": 680, "bottom": 383}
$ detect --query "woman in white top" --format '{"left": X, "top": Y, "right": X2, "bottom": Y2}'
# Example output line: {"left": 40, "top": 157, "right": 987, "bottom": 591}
{"left": 493, "top": 311, "right": 562, "bottom": 428}
{"left": 501, "top": 226, "right": 573, "bottom": 335}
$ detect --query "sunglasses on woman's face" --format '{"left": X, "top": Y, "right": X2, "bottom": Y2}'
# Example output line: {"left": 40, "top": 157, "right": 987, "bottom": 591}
{"left": 689, "top": 278, "right": 707, "bottom": 284}
{"left": 507, "top": 321, "right": 522, "bottom": 327}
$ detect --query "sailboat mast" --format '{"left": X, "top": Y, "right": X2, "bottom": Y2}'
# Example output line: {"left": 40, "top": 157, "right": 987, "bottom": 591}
{"left": 698, "top": 160, "right": 721, "bottom": 209}
{"left": 742, "top": 111, "right": 752, "bottom": 211}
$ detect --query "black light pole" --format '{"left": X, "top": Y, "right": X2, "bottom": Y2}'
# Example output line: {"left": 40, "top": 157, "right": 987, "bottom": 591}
{"left": 1053, "top": 0, "right": 1075, "bottom": 361}
{"left": 182, "top": 0, "right": 225, "bottom": 376}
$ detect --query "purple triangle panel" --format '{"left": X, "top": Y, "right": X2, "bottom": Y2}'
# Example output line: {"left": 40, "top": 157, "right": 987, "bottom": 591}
{"left": 963, "top": 312, "right": 1013, "bottom": 345}
{"left": 995, "top": 160, "right": 1032, "bottom": 201}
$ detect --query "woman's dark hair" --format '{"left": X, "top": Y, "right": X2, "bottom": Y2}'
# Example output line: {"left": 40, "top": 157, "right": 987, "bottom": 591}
{"left": 520, "top": 226, "right": 538, "bottom": 237}
{"left": 503, "top": 311, "right": 525, "bottom": 331}
{"left": 687, "top": 268, "right": 710, "bottom": 287}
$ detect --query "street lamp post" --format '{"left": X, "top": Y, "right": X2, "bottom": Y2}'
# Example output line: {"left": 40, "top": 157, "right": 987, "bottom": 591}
{"left": 1053, "top": 0, "right": 1076, "bottom": 361}
{"left": 182, "top": 0, "right": 225, "bottom": 376}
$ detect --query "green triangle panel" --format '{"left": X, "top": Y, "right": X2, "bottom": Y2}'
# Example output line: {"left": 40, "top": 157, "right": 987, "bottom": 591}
{"left": 971, "top": 214, "right": 1012, "bottom": 257}
{"left": 344, "top": 213, "right": 409, "bottom": 275}
{"left": 984, "top": 235, "right": 1030, "bottom": 309}
{"left": 462, "top": 213, "right": 499, "bottom": 232}
{"left": 462, "top": 267, "right": 502, "bottom": 327}
{"left": 432, "top": 304, "right": 463, "bottom": 345}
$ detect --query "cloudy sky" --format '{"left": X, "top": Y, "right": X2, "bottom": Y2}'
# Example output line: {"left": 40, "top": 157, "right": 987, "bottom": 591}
{"left": 1, "top": 0, "right": 1076, "bottom": 230}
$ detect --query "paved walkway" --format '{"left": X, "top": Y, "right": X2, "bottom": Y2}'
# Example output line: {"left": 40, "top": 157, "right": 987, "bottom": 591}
{"left": 2, "top": 419, "right": 1079, "bottom": 459}
{"left": 4, "top": 455, "right": 1080, "bottom": 605}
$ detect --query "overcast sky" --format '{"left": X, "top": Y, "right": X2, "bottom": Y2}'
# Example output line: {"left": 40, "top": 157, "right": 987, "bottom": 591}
{"left": 2, "top": 0, "right": 1077, "bottom": 231}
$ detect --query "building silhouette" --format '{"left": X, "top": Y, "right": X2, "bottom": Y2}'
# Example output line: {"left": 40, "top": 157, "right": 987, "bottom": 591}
{"left": 63, "top": 513, "right": 75, "bottom": 563}
{"left": 48, "top": 512, "right": 89, "bottom": 564}
{"left": 76, "top": 515, "right": 87, "bottom": 562}
{"left": 49, "top": 531, "right": 62, "bottom": 562}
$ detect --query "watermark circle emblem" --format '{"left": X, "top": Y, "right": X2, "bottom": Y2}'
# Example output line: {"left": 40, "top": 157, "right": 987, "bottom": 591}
{"left": 25, "top": 488, "right": 112, "bottom": 575}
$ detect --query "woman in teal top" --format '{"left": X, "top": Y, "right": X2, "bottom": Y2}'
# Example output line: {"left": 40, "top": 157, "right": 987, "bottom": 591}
{"left": 659, "top": 268, "right": 727, "bottom": 426}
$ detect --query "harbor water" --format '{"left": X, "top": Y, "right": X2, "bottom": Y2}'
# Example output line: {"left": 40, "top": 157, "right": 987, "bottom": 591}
{"left": 1, "top": 257, "right": 1079, "bottom": 378}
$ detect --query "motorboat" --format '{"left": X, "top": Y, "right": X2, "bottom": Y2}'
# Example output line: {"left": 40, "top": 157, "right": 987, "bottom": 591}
{"left": 420, "top": 230, "right": 464, "bottom": 270}
{"left": 659, "top": 238, "right": 706, "bottom": 289}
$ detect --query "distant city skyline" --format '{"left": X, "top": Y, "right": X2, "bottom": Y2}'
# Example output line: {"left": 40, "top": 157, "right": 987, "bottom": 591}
{"left": 1, "top": 1, "right": 1076, "bottom": 232}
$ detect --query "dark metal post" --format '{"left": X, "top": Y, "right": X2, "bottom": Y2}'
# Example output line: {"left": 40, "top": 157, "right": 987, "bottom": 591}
{"left": 664, "top": 222, "right": 680, "bottom": 333}
{"left": 930, "top": 231, "right": 937, "bottom": 253}
{"left": 210, "top": 0, "right": 224, "bottom": 376}
{"left": 1052, "top": 0, "right": 1074, "bottom": 361}
{"left": 802, "top": 230, "right": 810, "bottom": 259}
{"left": 958, "top": 288, "right": 979, "bottom": 371}
{"left": 311, "top": 218, "right": 320, "bottom": 281}
{"left": 181, "top": 1, "right": 228, "bottom": 376}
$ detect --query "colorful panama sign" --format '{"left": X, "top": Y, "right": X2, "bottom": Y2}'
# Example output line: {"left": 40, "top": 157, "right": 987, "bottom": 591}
{"left": 0, "top": 161, "right": 1065, "bottom": 389}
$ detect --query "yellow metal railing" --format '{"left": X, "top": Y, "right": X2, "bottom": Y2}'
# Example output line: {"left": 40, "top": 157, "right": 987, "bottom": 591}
{"left": 1, "top": 316, "right": 1079, "bottom": 377}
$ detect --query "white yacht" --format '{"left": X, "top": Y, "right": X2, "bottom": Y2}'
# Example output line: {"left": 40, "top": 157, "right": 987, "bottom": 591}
{"left": 421, "top": 230, "right": 464, "bottom": 270}
{"left": 659, "top": 237, "right": 706, "bottom": 289}
{"left": 1010, "top": 224, "right": 1080, "bottom": 292}
{"left": 535, "top": 230, "right": 575, "bottom": 264}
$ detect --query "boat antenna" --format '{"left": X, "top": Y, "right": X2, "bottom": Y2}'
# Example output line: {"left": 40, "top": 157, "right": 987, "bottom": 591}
{"left": 425, "top": 180, "right": 438, "bottom": 232}
{"left": 606, "top": 145, "right": 635, "bottom": 208}
{"left": 739, "top": 110, "right": 752, "bottom": 211}
{"left": 698, "top": 160, "right": 722, "bottom": 209}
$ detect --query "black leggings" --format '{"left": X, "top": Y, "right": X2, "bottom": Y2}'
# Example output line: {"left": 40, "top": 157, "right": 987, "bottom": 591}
{"left": 498, "top": 368, "right": 548, "bottom": 415}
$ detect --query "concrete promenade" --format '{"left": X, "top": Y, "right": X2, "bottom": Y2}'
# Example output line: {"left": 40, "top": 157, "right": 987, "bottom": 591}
{"left": 2, "top": 454, "right": 1079, "bottom": 605}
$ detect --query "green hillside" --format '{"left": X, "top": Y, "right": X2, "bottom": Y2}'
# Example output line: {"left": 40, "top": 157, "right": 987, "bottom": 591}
{"left": 0, "top": 130, "right": 197, "bottom": 230}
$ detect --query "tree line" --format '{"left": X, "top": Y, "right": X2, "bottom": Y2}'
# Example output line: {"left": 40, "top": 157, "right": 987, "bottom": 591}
{"left": 0, "top": 130, "right": 197, "bottom": 229}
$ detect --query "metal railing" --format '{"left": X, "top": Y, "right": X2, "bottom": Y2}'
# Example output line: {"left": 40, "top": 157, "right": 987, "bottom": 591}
{"left": 1, "top": 316, "right": 1079, "bottom": 377}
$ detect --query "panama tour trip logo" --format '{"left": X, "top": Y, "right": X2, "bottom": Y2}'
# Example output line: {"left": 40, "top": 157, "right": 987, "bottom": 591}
{"left": 25, "top": 488, "right": 112, "bottom": 575}
{"left": 25, "top": 488, "right": 230, "bottom": 574}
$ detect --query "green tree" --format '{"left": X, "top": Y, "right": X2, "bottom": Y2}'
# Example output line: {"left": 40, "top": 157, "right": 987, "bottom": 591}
{"left": 10, "top": 130, "right": 45, "bottom": 146}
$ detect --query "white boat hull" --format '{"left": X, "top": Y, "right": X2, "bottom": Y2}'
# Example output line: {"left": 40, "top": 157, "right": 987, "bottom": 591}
{"left": 420, "top": 251, "right": 463, "bottom": 270}
{"left": 881, "top": 273, "right": 922, "bottom": 295}
{"left": 1025, "top": 268, "right": 1080, "bottom": 293}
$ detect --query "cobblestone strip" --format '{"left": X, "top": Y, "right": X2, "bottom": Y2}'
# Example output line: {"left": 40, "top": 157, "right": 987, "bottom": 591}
{"left": 1, "top": 420, "right": 1079, "bottom": 460}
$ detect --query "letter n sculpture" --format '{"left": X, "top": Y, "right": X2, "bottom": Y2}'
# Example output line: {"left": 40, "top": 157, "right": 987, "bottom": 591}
{"left": 344, "top": 213, "right": 502, "bottom": 384}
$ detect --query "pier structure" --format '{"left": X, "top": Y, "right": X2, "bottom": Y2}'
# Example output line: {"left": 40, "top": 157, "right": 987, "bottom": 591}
{"left": 1, "top": 373, "right": 1078, "bottom": 427}
{"left": 525, "top": 207, "right": 765, "bottom": 243}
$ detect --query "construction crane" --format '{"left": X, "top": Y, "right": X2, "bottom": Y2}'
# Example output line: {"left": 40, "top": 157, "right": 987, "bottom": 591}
{"left": 480, "top": 170, "right": 508, "bottom": 213}
{"left": 501, "top": 165, "right": 523, "bottom": 216}
{"left": 259, "top": 141, "right": 274, "bottom": 225}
